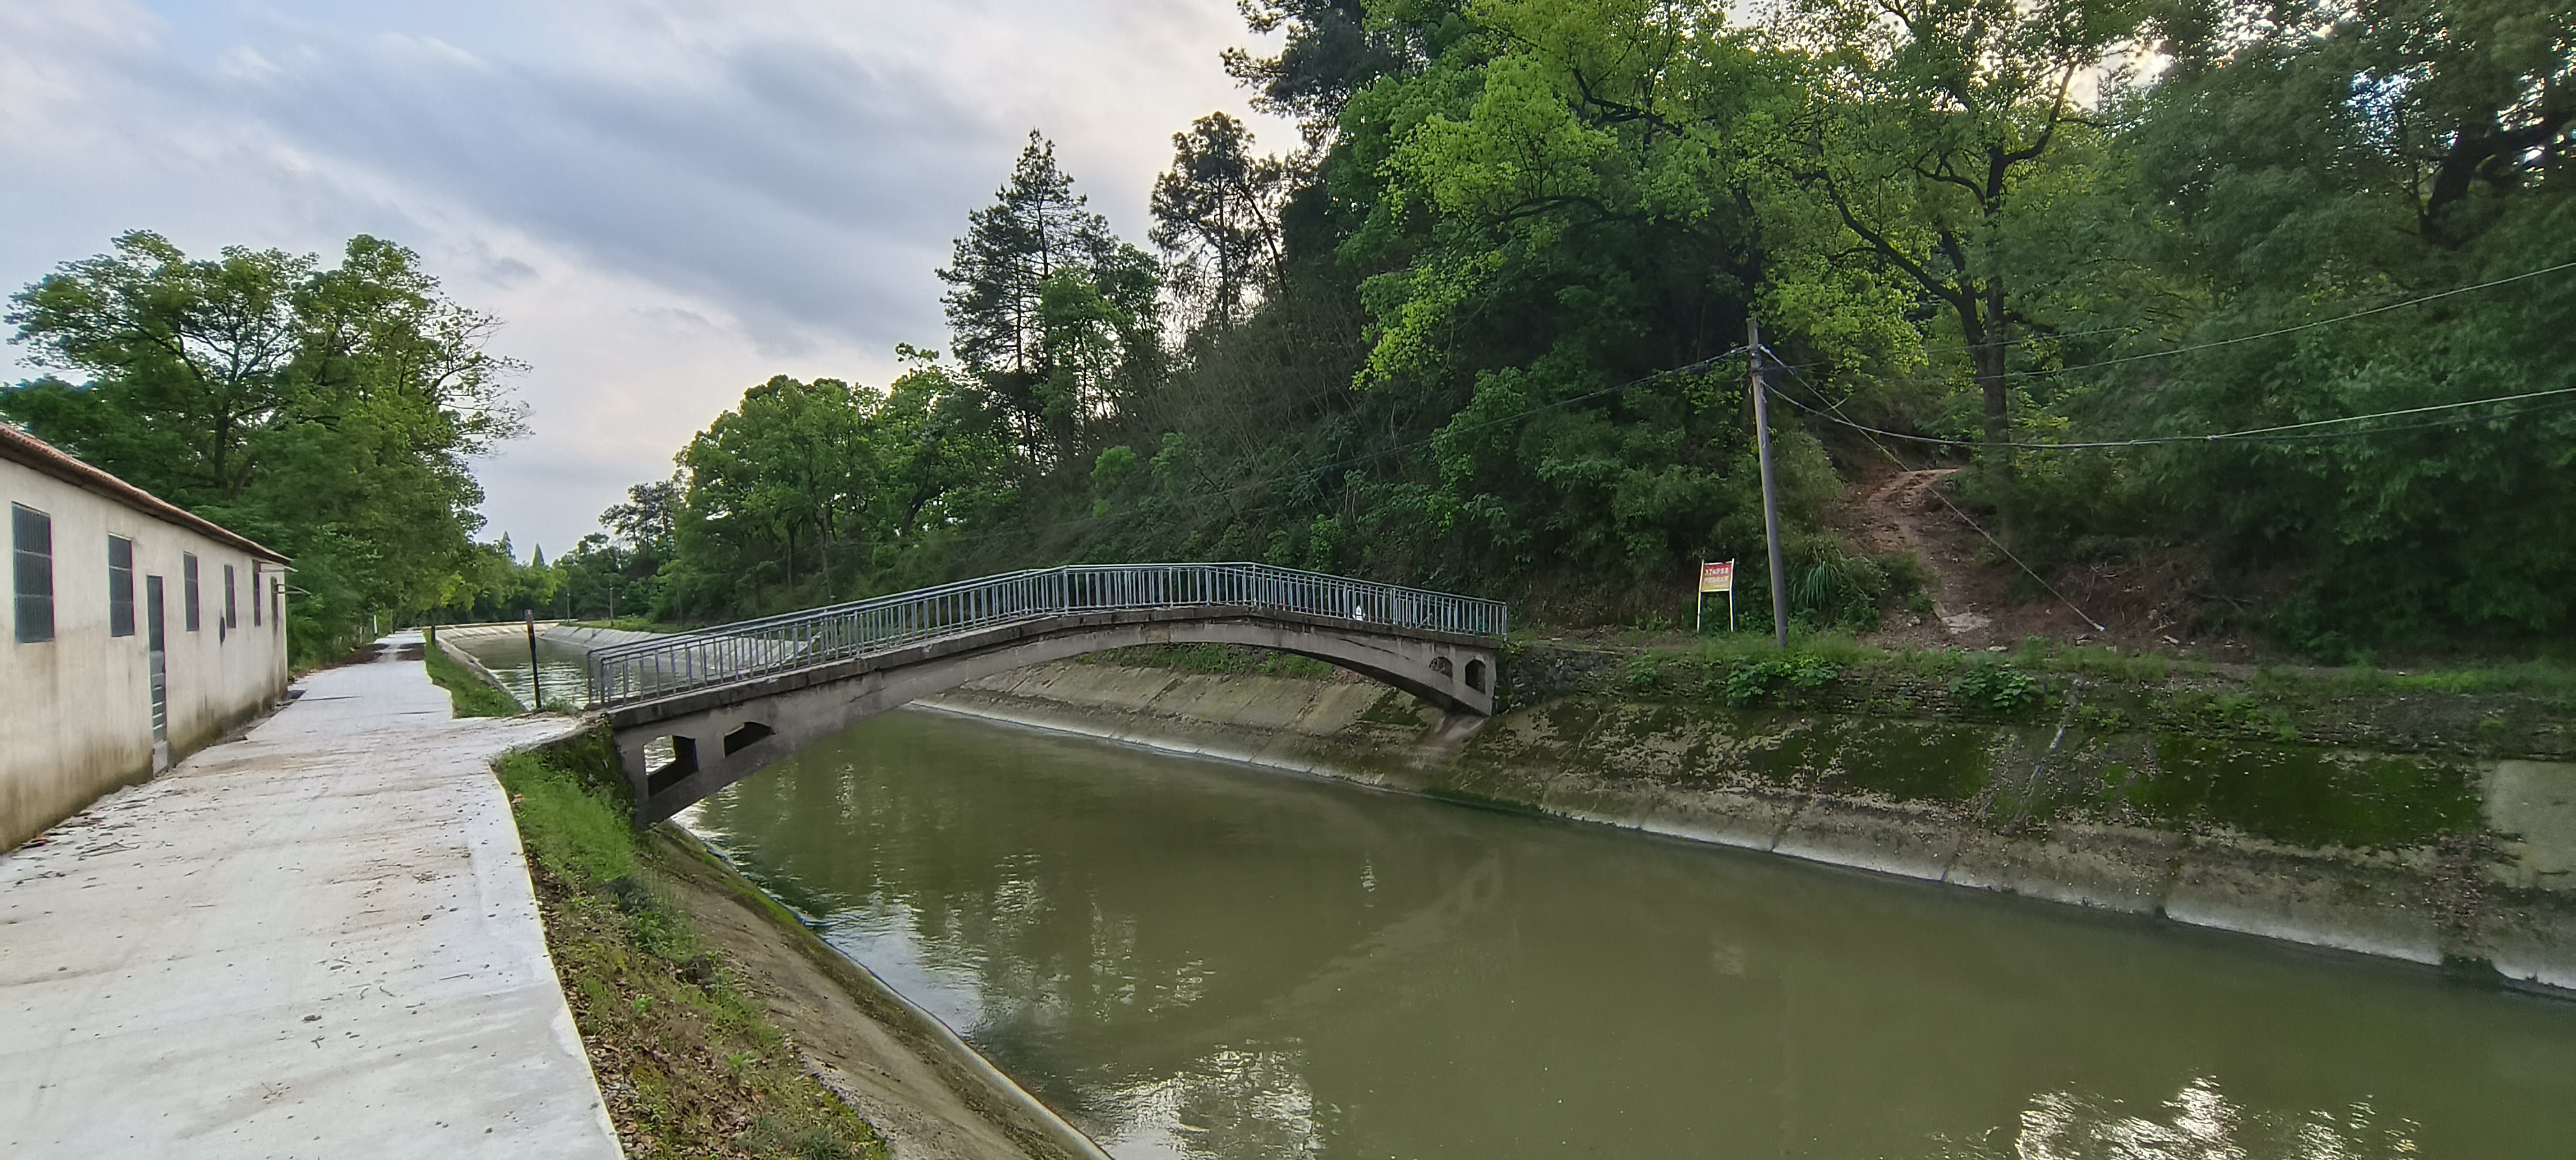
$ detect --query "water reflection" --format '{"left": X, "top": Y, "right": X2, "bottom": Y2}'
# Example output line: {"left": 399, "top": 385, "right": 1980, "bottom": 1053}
{"left": 683, "top": 708, "right": 2576, "bottom": 1158}
{"left": 451, "top": 635, "right": 590, "bottom": 709}
{"left": 1938, "top": 1076, "right": 2422, "bottom": 1159}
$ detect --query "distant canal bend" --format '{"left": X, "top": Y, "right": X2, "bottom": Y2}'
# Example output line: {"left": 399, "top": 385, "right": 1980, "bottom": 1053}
{"left": 465, "top": 646, "right": 2576, "bottom": 1158}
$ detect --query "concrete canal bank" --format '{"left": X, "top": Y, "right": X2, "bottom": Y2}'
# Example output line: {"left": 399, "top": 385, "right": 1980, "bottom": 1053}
{"left": 637, "top": 821, "right": 1107, "bottom": 1160}
{"left": 0, "top": 634, "right": 618, "bottom": 1157}
{"left": 917, "top": 649, "right": 2576, "bottom": 996}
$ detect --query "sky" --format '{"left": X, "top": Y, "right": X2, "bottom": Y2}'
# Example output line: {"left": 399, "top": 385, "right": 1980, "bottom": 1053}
{"left": 0, "top": 0, "right": 1293, "bottom": 558}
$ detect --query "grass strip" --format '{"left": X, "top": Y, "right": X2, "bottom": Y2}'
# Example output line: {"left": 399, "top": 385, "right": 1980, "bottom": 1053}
{"left": 423, "top": 630, "right": 523, "bottom": 717}
{"left": 498, "top": 734, "right": 888, "bottom": 1159}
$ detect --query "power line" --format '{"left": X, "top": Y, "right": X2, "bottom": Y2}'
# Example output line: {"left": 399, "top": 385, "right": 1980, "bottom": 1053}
{"left": 1760, "top": 351, "right": 2108, "bottom": 633}
{"left": 1762, "top": 381, "right": 2576, "bottom": 450}
{"left": 1763, "top": 258, "right": 2576, "bottom": 386}
{"left": 710, "top": 257, "right": 2576, "bottom": 561}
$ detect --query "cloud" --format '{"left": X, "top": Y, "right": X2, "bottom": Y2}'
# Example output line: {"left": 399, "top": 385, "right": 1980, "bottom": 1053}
{"left": 0, "top": 0, "right": 1291, "bottom": 556}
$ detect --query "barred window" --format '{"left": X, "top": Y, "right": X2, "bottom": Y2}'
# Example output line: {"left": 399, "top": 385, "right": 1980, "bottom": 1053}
{"left": 184, "top": 554, "right": 201, "bottom": 632}
{"left": 224, "top": 564, "right": 237, "bottom": 631}
{"left": 12, "top": 504, "right": 51, "bottom": 644}
{"left": 108, "top": 535, "right": 135, "bottom": 637}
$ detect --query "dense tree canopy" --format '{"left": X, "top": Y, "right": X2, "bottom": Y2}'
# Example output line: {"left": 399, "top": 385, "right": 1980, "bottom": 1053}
{"left": 597, "top": 0, "right": 2573, "bottom": 655}
{"left": 20, "top": 0, "right": 2564, "bottom": 659}
{"left": 4, "top": 231, "right": 525, "bottom": 658}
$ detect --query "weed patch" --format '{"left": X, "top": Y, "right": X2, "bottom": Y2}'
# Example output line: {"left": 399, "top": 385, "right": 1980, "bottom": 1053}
{"left": 1718, "top": 655, "right": 1842, "bottom": 706}
{"left": 424, "top": 637, "right": 519, "bottom": 717}
{"left": 1949, "top": 664, "right": 2044, "bottom": 716}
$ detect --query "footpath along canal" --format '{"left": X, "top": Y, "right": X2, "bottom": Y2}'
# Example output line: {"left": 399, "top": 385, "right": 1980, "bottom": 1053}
{"left": 0, "top": 634, "right": 617, "bottom": 1157}
{"left": 462, "top": 641, "right": 2576, "bottom": 1158}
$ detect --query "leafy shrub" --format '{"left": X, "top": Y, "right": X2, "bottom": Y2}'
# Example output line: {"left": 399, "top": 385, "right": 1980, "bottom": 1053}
{"left": 1786, "top": 551, "right": 1905, "bottom": 632}
{"left": 1950, "top": 663, "right": 2043, "bottom": 714}
{"left": 1625, "top": 655, "right": 1666, "bottom": 692}
{"left": 1724, "top": 655, "right": 1843, "bottom": 706}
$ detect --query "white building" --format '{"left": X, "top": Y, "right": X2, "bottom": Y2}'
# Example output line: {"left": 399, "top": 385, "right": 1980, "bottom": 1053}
{"left": 3, "top": 425, "right": 291, "bottom": 851}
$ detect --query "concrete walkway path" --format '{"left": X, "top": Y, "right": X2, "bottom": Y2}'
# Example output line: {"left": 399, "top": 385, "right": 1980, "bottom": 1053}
{"left": 0, "top": 634, "right": 620, "bottom": 1158}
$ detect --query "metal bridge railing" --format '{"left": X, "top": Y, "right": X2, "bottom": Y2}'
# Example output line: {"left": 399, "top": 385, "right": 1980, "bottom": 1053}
{"left": 585, "top": 563, "right": 1508, "bottom": 708}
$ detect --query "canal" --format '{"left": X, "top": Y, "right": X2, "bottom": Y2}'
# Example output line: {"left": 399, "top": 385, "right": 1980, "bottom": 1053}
{"left": 661, "top": 706, "right": 2576, "bottom": 1159}
{"left": 454, "top": 633, "right": 592, "bottom": 710}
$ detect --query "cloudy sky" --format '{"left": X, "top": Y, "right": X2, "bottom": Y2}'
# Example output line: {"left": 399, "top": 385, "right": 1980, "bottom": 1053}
{"left": 0, "top": 0, "right": 1292, "bottom": 556}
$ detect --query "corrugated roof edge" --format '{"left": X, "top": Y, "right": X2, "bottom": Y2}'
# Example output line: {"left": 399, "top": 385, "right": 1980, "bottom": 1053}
{"left": 0, "top": 423, "right": 291, "bottom": 564}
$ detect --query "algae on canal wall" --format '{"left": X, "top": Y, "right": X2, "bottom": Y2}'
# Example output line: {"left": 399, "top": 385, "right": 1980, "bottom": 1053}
{"left": 917, "top": 645, "right": 2576, "bottom": 996}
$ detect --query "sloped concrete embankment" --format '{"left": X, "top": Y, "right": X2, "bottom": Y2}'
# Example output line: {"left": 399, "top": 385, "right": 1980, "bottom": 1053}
{"left": 919, "top": 660, "right": 2576, "bottom": 996}
{"left": 427, "top": 621, "right": 657, "bottom": 658}
{"left": 431, "top": 623, "right": 522, "bottom": 691}
{"left": 431, "top": 623, "right": 664, "bottom": 708}
{"left": 429, "top": 620, "right": 657, "bottom": 662}
{"left": 541, "top": 625, "right": 667, "bottom": 652}
{"left": 646, "top": 824, "right": 1107, "bottom": 1160}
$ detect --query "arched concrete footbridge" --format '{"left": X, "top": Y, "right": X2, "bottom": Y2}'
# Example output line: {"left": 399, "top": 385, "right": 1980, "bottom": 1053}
{"left": 586, "top": 563, "right": 1509, "bottom": 822}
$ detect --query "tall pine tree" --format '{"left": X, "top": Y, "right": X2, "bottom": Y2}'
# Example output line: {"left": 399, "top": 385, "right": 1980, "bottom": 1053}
{"left": 939, "top": 132, "right": 1161, "bottom": 468}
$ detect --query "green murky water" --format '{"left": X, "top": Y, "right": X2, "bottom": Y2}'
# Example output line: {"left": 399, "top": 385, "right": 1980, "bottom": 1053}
{"left": 453, "top": 633, "right": 591, "bottom": 710}
{"left": 654, "top": 708, "right": 2576, "bottom": 1158}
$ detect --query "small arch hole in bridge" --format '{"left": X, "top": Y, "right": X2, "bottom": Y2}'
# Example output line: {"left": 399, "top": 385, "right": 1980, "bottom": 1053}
{"left": 1431, "top": 656, "right": 1454, "bottom": 678}
{"left": 645, "top": 734, "right": 698, "bottom": 795}
{"left": 723, "top": 721, "right": 774, "bottom": 756}
{"left": 1466, "top": 659, "right": 1487, "bottom": 692}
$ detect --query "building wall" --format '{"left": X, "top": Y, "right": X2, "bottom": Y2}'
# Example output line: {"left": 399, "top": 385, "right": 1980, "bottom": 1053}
{"left": 3, "top": 461, "right": 290, "bottom": 850}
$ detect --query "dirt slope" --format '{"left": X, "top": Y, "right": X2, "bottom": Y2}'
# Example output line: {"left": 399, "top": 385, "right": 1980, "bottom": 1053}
{"left": 1830, "top": 461, "right": 2257, "bottom": 660}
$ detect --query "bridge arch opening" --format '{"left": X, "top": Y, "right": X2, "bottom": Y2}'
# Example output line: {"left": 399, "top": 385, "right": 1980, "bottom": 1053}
{"left": 723, "top": 721, "right": 774, "bottom": 756}
{"left": 1466, "top": 658, "right": 1487, "bottom": 692}
{"left": 645, "top": 735, "right": 698, "bottom": 795}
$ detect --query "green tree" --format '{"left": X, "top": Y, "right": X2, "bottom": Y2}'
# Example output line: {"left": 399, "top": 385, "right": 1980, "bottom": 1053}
{"left": 939, "top": 133, "right": 1163, "bottom": 468}
{"left": 1223, "top": 0, "right": 1415, "bottom": 146}
{"left": 2089, "top": 0, "right": 2576, "bottom": 645}
{"left": 602, "top": 476, "right": 683, "bottom": 558}
{"left": 5, "top": 231, "right": 524, "bottom": 657}
{"left": 1152, "top": 112, "right": 1294, "bottom": 333}
{"left": 1760, "top": 0, "right": 2159, "bottom": 459}
{"left": 673, "top": 376, "right": 878, "bottom": 609}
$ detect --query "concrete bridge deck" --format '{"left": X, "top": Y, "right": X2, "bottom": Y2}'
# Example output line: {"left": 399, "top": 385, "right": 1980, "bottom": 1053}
{"left": 0, "top": 635, "right": 618, "bottom": 1158}
{"left": 589, "top": 563, "right": 1510, "bottom": 823}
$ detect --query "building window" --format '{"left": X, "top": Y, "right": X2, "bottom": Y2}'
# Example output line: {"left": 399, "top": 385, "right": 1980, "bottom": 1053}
{"left": 251, "top": 566, "right": 261, "bottom": 627}
{"left": 184, "top": 554, "right": 201, "bottom": 631}
{"left": 12, "top": 504, "right": 52, "bottom": 644}
{"left": 108, "top": 535, "right": 135, "bottom": 637}
{"left": 224, "top": 564, "right": 237, "bottom": 630}
{"left": 270, "top": 576, "right": 282, "bottom": 627}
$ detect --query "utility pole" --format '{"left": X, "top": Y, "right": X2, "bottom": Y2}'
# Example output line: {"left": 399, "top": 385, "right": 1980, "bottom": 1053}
{"left": 1750, "top": 319, "right": 1790, "bottom": 649}
{"left": 525, "top": 609, "right": 542, "bottom": 710}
